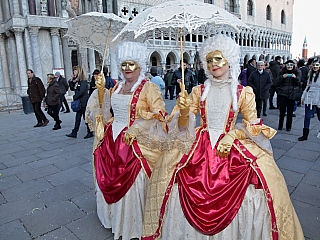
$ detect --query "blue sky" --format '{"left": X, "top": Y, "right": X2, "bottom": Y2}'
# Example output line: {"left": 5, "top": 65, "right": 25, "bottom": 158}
{"left": 291, "top": 0, "right": 319, "bottom": 58}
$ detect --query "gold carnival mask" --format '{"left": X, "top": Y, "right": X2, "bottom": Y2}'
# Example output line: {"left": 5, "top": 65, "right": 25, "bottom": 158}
{"left": 121, "top": 61, "right": 139, "bottom": 71}
{"left": 206, "top": 50, "right": 228, "bottom": 69}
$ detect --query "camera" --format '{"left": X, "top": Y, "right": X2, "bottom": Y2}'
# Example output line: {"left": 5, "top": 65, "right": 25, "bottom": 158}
{"left": 287, "top": 74, "right": 292, "bottom": 77}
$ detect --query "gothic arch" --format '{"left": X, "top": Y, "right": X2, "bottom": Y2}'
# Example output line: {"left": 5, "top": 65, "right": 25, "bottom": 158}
{"left": 247, "top": 0, "right": 254, "bottom": 16}
{"left": 266, "top": 5, "right": 272, "bottom": 21}
{"left": 148, "top": 50, "right": 164, "bottom": 67}
{"left": 281, "top": 10, "right": 286, "bottom": 24}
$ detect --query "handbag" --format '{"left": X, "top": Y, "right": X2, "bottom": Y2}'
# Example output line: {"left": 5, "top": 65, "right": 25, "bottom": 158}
{"left": 71, "top": 99, "right": 81, "bottom": 112}
{"left": 289, "top": 86, "right": 302, "bottom": 101}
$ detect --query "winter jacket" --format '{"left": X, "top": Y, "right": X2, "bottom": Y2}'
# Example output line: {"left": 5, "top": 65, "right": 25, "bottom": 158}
{"left": 269, "top": 60, "right": 281, "bottom": 81}
{"left": 274, "top": 69, "right": 301, "bottom": 97}
{"left": 171, "top": 68, "right": 197, "bottom": 94}
{"left": 27, "top": 77, "right": 46, "bottom": 103}
{"left": 57, "top": 76, "right": 69, "bottom": 95}
{"left": 246, "top": 64, "right": 256, "bottom": 79}
{"left": 45, "top": 80, "right": 61, "bottom": 106}
{"left": 247, "top": 70, "right": 272, "bottom": 99}
{"left": 69, "top": 79, "right": 89, "bottom": 108}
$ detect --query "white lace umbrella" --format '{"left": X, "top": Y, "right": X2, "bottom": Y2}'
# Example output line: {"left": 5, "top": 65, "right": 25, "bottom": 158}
{"left": 113, "top": 0, "right": 251, "bottom": 87}
{"left": 113, "top": 0, "right": 251, "bottom": 41}
{"left": 65, "top": 12, "right": 129, "bottom": 55}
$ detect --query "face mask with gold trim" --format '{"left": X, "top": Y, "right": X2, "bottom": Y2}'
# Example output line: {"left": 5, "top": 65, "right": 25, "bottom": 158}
{"left": 206, "top": 50, "right": 228, "bottom": 69}
{"left": 121, "top": 61, "right": 139, "bottom": 71}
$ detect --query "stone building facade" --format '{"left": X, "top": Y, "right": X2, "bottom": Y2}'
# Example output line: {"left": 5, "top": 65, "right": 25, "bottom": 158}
{"left": 0, "top": 0, "right": 293, "bottom": 97}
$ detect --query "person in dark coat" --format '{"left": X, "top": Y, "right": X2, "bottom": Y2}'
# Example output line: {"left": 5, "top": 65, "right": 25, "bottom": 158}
{"left": 89, "top": 67, "right": 115, "bottom": 96}
{"left": 197, "top": 62, "right": 207, "bottom": 84}
{"left": 171, "top": 59, "right": 197, "bottom": 96}
{"left": 246, "top": 58, "right": 256, "bottom": 80}
{"left": 247, "top": 61, "right": 272, "bottom": 118}
{"left": 273, "top": 60, "right": 301, "bottom": 131}
{"left": 66, "top": 66, "right": 93, "bottom": 139}
{"left": 55, "top": 72, "right": 70, "bottom": 113}
{"left": 26, "top": 69, "right": 49, "bottom": 127}
{"left": 45, "top": 73, "right": 61, "bottom": 130}
{"left": 268, "top": 56, "right": 282, "bottom": 109}
{"left": 297, "top": 59, "right": 309, "bottom": 91}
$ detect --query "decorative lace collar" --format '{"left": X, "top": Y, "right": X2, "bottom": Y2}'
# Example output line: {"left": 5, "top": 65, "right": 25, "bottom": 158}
{"left": 113, "top": 76, "right": 144, "bottom": 94}
{"left": 201, "top": 76, "right": 232, "bottom": 101}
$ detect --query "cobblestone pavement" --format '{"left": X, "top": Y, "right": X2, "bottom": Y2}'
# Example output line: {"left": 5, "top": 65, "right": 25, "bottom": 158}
{"left": 0, "top": 98, "right": 319, "bottom": 240}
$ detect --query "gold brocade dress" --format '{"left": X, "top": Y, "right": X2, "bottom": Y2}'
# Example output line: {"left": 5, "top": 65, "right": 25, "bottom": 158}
{"left": 142, "top": 80, "right": 304, "bottom": 240}
{"left": 86, "top": 78, "right": 167, "bottom": 240}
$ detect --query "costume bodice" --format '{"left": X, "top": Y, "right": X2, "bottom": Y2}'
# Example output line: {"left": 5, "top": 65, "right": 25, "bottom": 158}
{"left": 111, "top": 93, "right": 131, "bottom": 140}
{"left": 206, "top": 81, "right": 232, "bottom": 147}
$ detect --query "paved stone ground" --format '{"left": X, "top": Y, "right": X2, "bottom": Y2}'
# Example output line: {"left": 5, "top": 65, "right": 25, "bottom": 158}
{"left": 0, "top": 98, "right": 319, "bottom": 240}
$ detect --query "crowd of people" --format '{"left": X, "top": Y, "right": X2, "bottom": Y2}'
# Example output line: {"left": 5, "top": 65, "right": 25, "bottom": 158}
{"left": 83, "top": 36, "right": 304, "bottom": 240}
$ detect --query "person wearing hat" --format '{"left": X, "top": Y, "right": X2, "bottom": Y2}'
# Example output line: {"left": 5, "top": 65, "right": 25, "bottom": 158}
{"left": 88, "top": 69, "right": 101, "bottom": 96}
{"left": 85, "top": 41, "right": 167, "bottom": 240}
{"left": 246, "top": 58, "right": 256, "bottom": 80}
{"left": 142, "top": 35, "right": 303, "bottom": 239}
{"left": 273, "top": 59, "right": 301, "bottom": 131}
{"left": 298, "top": 59, "right": 320, "bottom": 141}
{"left": 45, "top": 73, "right": 61, "bottom": 130}
{"left": 55, "top": 71, "right": 70, "bottom": 113}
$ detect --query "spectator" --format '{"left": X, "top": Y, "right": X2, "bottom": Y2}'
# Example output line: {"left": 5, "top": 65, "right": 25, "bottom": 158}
{"left": 45, "top": 73, "right": 61, "bottom": 130}
{"left": 89, "top": 69, "right": 100, "bottom": 96}
{"left": 55, "top": 71, "right": 70, "bottom": 113}
{"left": 247, "top": 61, "right": 272, "bottom": 117}
{"left": 26, "top": 69, "right": 49, "bottom": 127}
{"left": 269, "top": 56, "right": 282, "bottom": 109}
{"left": 150, "top": 67, "right": 165, "bottom": 94}
{"left": 66, "top": 66, "right": 93, "bottom": 139}
{"left": 246, "top": 58, "right": 256, "bottom": 80}
{"left": 297, "top": 59, "right": 309, "bottom": 91}
{"left": 197, "top": 62, "right": 207, "bottom": 84}
{"left": 103, "top": 66, "right": 115, "bottom": 90}
{"left": 89, "top": 67, "right": 115, "bottom": 97}
{"left": 239, "top": 67, "right": 247, "bottom": 86}
{"left": 171, "top": 59, "right": 197, "bottom": 96}
{"left": 298, "top": 60, "right": 320, "bottom": 141}
{"left": 164, "top": 67, "right": 174, "bottom": 100}
{"left": 273, "top": 60, "right": 301, "bottom": 131}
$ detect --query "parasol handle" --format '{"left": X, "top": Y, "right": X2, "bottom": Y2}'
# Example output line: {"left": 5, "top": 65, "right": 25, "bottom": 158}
{"left": 179, "top": 28, "right": 185, "bottom": 92}
{"left": 101, "top": 21, "right": 112, "bottom": 71}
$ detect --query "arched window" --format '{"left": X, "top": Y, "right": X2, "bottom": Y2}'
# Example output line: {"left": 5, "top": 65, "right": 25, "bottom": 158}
{"left": 204, "top": 0, "right": 213, "bottom": 4}
{"left": 229, "top": 0, "right": 235, "bottom": 13}
{"left": 281, "top": 10, "right": 286, "bottom": 24}
{"left": 247, "top": 0, "right": 253, "bottom": 16}
{"left": 266, "top": 5, "right": 271, "bottom": 20}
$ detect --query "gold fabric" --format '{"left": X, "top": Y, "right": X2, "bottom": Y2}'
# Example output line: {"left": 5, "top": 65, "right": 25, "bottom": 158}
{"left": 142, "top": 85, "right": 304, "bottom": 240}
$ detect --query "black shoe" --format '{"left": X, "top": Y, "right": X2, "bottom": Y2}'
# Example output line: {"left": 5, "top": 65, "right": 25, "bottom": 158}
{"left": 165, "top": 96, "right": 168, "bottom": 99}
{"left": 60, "top": 108, "right": 65, "bottom": 112}
{"left": 84, "top": 132, "right": 94, "bottom": 139}
{"left": 53, "top": 125, "right": 61, "bottom": 130}
{"left": 263, "top": 113, "right": 267, "bottom": 116}
{"left": 292, "top": 114, "right": 296, "bottom": 117}
{"left": 311, "top": 114, "right": 315, "bottom": 118}
{"left": 34, "top": 123, "right": 43, "bottom": 127}
{"left": 269, "top": 106, "right": 276, "bottom": 109}
{"left": 278, "top": 127, "right": 283, "bottom": 130}
{"left": 66, "top": 133, "right": 77, "bottom": 138}
{"left": 286, "top": 128, "right": 291, "bottom": 132}
{"left": 64, "top": 110, "right": 70, "bottom": 113}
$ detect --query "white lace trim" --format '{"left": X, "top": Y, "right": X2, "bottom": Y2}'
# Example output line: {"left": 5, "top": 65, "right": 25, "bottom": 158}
{"left": 113, "top": 75, "right": 145, "bottom": 94}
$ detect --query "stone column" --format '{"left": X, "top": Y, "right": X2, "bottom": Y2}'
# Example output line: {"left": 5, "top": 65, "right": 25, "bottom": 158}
{"left": 88, "top": 48, "right": 96, "bottom": 75}
{"left": 47, "top": 0, "right": 56, "bottom": 16}
{"left": 5, "top": 31, "right": 20, "bottom": 89}
{"left": 60, "top": 29, "right": 72, "bottom": 81}
{"left": 13, "top": 27, "right": 28, "bottom": 92}
{"left": 0, "top": 34, "right": 11, "bottom": 88}
{"left": 28, "top": 0, "right": 36, "bottom": 15}
{"left": 29, "top": 26, "right": 43, "bottom": 80}
{"left": 84, "top": 0, "right": 89, "bottom": 13}
{"left": 10, "top": 0, "right": 21, "bottom": 16}
{"left": 50, "top": 28, "right": 62, "bottom": 68}
{"left": 20, "top": 0, "right": 29, "bottom": 16}
{"left": 2, "top": 0, "right": 11, "bottom": 20}
{"left": 0, "top": 1, "right": 3, "bottom": 22}
{"left": 24, "top": 28, "right": 34, "bottom": 70}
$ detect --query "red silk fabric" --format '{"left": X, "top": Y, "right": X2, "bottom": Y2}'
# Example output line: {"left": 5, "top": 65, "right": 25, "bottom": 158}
{"left": 177, "top": 131, "right": 258, "bottom": 235}
{"left": 94, "top": 125, "right": 142, "bottom": 204}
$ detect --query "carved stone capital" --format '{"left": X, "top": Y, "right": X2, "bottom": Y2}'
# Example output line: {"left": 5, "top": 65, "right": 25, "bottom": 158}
{"left": 0, "top": 33, "right": 6, "bottom": 41}
{"left": 60, "top": 28, "right": 68, "bottom": 37}
{"left": 50, "top": 27, "right": 60, "bottom": 36}
{"left": 13, "top": 27, "right": 25, "bottom": 37}
{"left": 28, "top": 26, "right": 40, "bottom": 35}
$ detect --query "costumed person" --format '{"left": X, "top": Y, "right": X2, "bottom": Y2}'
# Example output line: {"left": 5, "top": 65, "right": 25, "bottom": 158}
{"left": 142, "top": 35, "right": 304, "bottom": 240}
{"left": 85, "top": 41, "right": 167, "bottom": 240}
{"left": 298, "top": 59, "right": 320, "bottom": 141}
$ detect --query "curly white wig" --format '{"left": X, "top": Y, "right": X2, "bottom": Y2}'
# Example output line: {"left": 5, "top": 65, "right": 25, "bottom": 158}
{"left": 199, "top": 35, "right": 241, "bottom": 111}
{"left": 115, "top": 41, "right": 147, "bottom": 80}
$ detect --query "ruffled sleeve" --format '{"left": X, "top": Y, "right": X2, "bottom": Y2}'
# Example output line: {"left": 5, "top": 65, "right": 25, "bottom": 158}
{"left": 124, "top": 81, "right": 168, "bottom": 150}
{"left": 238, "top": 86, "right": 276, "bottom": 139}
{"left": 85, "top": 89, "right": 112, "bottom": 138}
